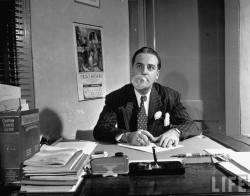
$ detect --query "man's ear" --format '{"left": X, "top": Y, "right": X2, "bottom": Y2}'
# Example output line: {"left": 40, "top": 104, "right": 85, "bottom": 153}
{"left": 155, "top": 70, "right": 159, "bottom": 80}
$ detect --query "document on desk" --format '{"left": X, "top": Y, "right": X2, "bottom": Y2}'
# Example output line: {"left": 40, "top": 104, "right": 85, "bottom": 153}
{"left": 55, "top": 141, "right": 97, "bottom": 155}
{"left": 118, "top": 142, "right": 183, "bottom": 153}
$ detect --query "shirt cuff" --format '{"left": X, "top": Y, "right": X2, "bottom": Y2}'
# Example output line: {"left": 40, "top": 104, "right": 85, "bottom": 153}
{"left": 115, "top": 133, "right": 124, "bottom": 142}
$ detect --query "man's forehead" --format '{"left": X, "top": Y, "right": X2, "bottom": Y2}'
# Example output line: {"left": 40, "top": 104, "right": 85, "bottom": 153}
{"left": 134, "top": 53, "right": 158, "bottom": 64}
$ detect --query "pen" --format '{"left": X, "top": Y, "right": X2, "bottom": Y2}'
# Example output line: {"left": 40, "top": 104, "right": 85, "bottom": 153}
{"left": 171, "top": 153, "right": 212, "bottom": 158}
{"left": 152, "top": 146, "right": 160, "bottom": 168}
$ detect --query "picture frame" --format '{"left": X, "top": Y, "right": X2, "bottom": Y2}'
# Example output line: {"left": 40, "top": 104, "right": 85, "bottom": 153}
{"left": 74, "top": 0, "right": 100, "bottom": 8}
{"left": 73, "top": 22, "right": 105, "bottom": 101}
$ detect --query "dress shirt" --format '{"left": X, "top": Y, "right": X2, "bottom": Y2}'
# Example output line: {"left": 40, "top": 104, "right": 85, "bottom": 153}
{"left": 134, "top": 88, "right": 151, "bottom": 116}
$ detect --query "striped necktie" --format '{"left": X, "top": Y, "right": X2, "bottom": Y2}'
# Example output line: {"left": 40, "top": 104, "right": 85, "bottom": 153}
{"left": 137, "top": 96, "right": 148, "bottom": 130}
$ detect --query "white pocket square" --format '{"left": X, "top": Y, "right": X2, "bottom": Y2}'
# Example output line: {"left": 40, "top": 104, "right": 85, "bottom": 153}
{"left": 164, "top": 113, "right": 170, "bottom": 126}
{"left": 154, "top": 111, "right": 162, "bottom": 120}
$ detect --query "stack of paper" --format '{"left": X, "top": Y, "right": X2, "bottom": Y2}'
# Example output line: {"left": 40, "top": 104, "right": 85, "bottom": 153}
{"left": 205, "top": 148, "right": 250, "bottom": 186}
{"left": 0, "top": 84, "right": 21, "bottom": 112}
{"left": 20, "top": 141, "right": 96, "bottom": 193}
{"left": 218, "top": 152, "right": 250, "bottom": 186}
{"left": 0, "top": 84, "right": 29, "bottom": 111}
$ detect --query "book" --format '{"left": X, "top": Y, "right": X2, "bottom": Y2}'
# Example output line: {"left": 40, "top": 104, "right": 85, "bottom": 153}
{"left": 23, "top": 149, "right": 87, "bottom": 174}
{"left": 22, "top": 145, "right": 90, "bottom": 185}
{"left": 0, "top": 109, "right": 40, "bottom": 183}
{"left": 20, "top": 146, "right": 89, "bottom": 193}
{"left": 23, "top": 145, "right": 80, "bottom": 167}
{"left": 20, "top": 179, "right": 78, "bottom": 186}
{"left": 20, "top": 171, "right": 85, "bottom": 193}
{"left": 29, "top": 174, "right": 79, "bottom": 181}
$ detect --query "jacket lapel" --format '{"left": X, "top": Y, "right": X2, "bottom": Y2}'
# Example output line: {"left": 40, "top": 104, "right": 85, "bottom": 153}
{"left": 148, "top": 84, "right": 163, "bottom": 123}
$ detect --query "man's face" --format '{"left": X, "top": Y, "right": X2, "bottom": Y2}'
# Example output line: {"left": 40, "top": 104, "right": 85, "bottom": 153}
{"left": 132, "top": 53, "right": 159, "bottom": 90}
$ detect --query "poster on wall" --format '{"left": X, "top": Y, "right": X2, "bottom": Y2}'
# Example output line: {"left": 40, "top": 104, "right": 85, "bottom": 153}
{"left": 73, "top": 22, "right": 105, "bottom": 101}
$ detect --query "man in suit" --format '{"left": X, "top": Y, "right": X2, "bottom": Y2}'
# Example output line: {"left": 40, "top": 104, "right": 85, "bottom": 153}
{"left": 93, "top": 47, "right": 201, "bottom": 147}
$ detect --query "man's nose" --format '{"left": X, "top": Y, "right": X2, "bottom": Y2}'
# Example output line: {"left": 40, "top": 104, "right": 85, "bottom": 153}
{"left": 141, "top": 65, "right": 148, "bottom": 74}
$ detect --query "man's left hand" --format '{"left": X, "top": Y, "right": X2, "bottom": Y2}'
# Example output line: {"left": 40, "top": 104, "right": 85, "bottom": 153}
{"left": 156, "top": 129, "right": 180, "bottom": 148}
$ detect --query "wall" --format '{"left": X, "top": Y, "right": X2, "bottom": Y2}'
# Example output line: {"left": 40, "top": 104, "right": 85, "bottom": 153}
{"left": 240, "top": 0, "right": 250, "bottom": 136}
{"left": 149, "top": 0, "right": 225, "bottom": 132}
{"left": 30, "top": 0, "right": 130, "bottom": 139}
{"left": 225, "top": 0, "right": 240, "bottom": 136}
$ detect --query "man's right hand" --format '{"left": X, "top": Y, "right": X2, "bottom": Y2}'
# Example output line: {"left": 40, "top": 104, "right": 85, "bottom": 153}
{"left": 121, "top": 130, "right": 154, "bottom": 146}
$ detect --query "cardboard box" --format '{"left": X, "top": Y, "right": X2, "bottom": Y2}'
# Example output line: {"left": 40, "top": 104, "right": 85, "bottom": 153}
{"left": 0, "top": 109, "right": 40, "bottom": 183}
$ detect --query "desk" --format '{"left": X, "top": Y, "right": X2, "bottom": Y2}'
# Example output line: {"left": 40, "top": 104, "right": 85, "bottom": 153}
{"left": 19, "top": 135, "right": 250, "bottom": 195}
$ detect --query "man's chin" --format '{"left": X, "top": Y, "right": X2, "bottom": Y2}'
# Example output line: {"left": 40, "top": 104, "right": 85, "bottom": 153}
{"left": 135, "top": 85, "right": 152, "bottom": 94}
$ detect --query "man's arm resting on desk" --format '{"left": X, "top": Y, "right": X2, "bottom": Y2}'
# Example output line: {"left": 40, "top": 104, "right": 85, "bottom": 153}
{"left": 93, "top": 104, "right": 127, "bottom": 143}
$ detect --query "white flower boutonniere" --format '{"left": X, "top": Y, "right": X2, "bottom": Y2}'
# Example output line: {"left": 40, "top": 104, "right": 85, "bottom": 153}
{"left": 154, "top": 111, "right": 162, "bottom": 120}
{"left": 164, "top": 113, "right": 170, "bottom": 126}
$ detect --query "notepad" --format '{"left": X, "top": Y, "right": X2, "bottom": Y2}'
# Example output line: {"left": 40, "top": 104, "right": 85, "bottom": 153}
{"left": 118, "top": 142, "right": 183, "bottom": 153}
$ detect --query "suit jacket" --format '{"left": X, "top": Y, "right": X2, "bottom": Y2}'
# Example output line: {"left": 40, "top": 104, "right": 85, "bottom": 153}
{"left": 93, "top": 83, "right": 201, "bottom": 143}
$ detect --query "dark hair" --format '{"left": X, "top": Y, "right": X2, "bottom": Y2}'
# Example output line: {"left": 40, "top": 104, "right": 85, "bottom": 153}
{"left": 131, "top": 47, "right": 161, "bottom": 70}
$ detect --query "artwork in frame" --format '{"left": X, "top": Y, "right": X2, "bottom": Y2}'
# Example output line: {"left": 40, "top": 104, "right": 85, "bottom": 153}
{"left": 73, "top": 22, "right": 105, "bottom": 101}
{"left": 74, "top": 0, "right": 100, "bottom": 8}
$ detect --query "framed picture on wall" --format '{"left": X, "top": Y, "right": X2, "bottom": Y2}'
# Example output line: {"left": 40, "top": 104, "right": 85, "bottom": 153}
{"left": 74, "top": 0, "right": 100, "bottom": 8}
{"left": 73, "top": 22, "right": 105, "bottom": 101}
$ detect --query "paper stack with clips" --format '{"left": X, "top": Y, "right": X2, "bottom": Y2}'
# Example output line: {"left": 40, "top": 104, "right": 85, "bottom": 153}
{"left": 20, "top": 143, "right": 92, "bottom": 193}
{"left": 204, "top": 148, "right": 250, "bottom": 187}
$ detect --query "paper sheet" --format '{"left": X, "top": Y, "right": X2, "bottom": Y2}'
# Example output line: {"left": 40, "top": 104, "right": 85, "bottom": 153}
{"left": 203, "top": 148, "right": 235, "bottom": 155}
{"left": 118, "top": 142, "right": 183, "bottom": 153}
{"left": 226, "top": 152, "right": 250, "bottom": 174}
{"left": 55, "top": 141, "right": 97, "bottom": 155}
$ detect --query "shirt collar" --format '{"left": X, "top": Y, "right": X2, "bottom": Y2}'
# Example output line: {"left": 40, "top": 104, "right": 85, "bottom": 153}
{"left": 134, "top": 88, "right": 151, "bottom": 106}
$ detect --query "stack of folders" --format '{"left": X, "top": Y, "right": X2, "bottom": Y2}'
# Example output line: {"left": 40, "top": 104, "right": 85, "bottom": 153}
{"left": 20, "top": 144, "right": 89, "bottom": 193}
{"left": 205, "top": 149, "right": 250, "bottom": 187}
